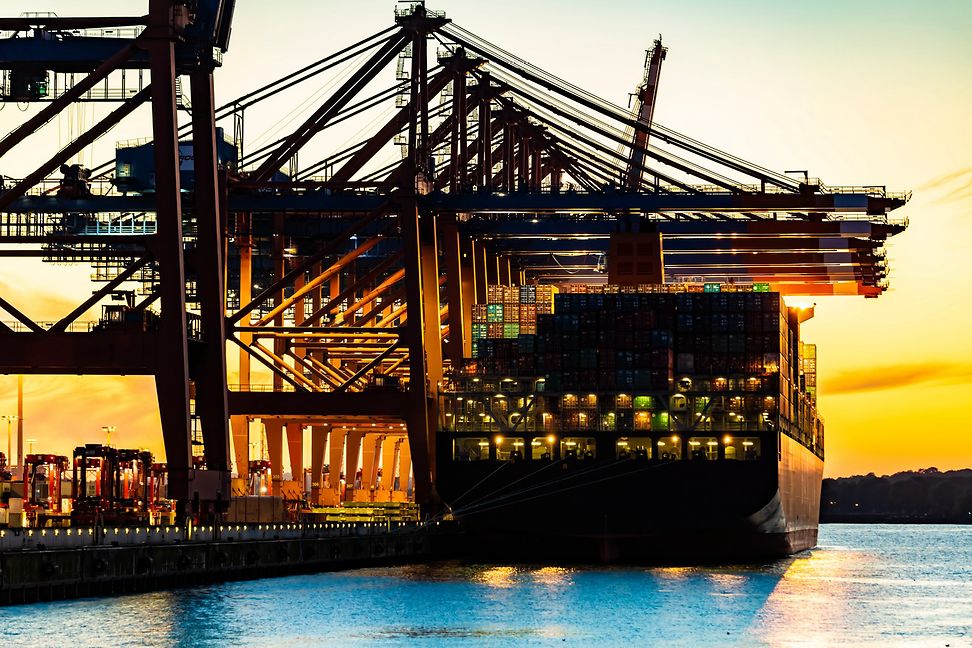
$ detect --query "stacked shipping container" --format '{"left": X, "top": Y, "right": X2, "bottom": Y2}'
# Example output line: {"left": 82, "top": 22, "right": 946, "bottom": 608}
{"left": 471, "top": 285, "right": 556, "bottom": 375}
{"left": 446, "top": 282, "right": 823, "bottom": 459}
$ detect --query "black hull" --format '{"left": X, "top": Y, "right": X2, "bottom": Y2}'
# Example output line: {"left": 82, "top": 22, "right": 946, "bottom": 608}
{"left": 438, "top": 436, "right": 822, "bottom": 563}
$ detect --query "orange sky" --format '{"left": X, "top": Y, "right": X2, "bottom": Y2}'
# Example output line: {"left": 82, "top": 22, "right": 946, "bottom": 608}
{"left": 1, "top": 0, "right": 971, "bottom": 477}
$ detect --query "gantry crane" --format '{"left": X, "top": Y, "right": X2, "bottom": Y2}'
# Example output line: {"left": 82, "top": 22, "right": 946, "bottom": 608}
{"left": 0, "top": 2, "right": 909, "bottom": 516}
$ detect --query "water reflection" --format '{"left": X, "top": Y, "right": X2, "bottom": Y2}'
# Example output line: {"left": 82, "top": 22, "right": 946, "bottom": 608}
{"left": 530, "top": 566, "right": 572, "bottom": 589}
{"left": 476, "top": 565, "right": 518, "bottom": 588}
{"left": 0, "top": 526, "right": 969, "bottom": 647}
{"left": 753, "top": 528, "right": 972, "bottom": 647}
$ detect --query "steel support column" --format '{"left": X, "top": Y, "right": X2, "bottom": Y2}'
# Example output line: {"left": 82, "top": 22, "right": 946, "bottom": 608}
{"left": 380, "top": 436, "right": 399, "bottom": 499}
{"left": 498, "top": 255, "right": 512, "bottom": 286}
{"left": 441, "top": 213, "right": 465, "bottom": 364}
{"left": 473, "top": 239, "right": 488, "bottom": 302}
{"left": 478, "top": 71, "right": 492, "bottom": 190}
{"left": 265, "top": 419, "right": 284, "bottom": 482}
{"left": 190, "top": 70, "right": 231, "bottom": 486}
{"left": 459, "top": 232, "right": 476, "bottom": 357}
{"left": 147, "top": 0, "right": 192, "bottom": 509}
{"left": 398, "top": 438, "right": 412, "bottom": 499}
{"left": 286, "top": 422, "right": 303, "bottom": 483}
{"left": 399, "top": 195, "right": 436, "bottom": 510}
{"left": 345, "top": 428, "right": 364, "bottom": 499}
{"left": 324, "top": 428, "right": 346, "bottom": 505}
{"left": 231, "top": 214, "right": 252, "bottom": 476}
{"left": 310, "top": 424, "right": 327, "bottom": 504}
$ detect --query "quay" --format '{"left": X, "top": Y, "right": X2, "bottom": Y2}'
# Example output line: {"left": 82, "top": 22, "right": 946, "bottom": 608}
{"left": 0, "top": 521, "right": 439, "bottom": 605}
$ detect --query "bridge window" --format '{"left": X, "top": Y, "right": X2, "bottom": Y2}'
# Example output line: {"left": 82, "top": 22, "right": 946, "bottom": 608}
{"left": 724, "top": 436, "right": 761, "bottom": 461}
{"left": 453, "top": 438, "right": 489, "bottom": 462}
{"left": 656, "top": 436, "right": 681, "bottom": 461}
{"left": 689, "top": 437, "right": 719, "bottom": 461}
{"left": 562, "top": 437, "right": 596, "bottom": 461}
{"left": 496, "top": 436, "right": 525, "bottom": 461}
{"left": 531, "top": 435, "right": 556, "bottom": 461}
{"left": 617, "top": 437, "right": 652, "bottom": 460}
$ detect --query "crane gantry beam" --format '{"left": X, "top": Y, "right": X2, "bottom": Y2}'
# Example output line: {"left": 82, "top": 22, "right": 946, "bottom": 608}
{"left": 0, "top": 3, "right": 910, "bottom": 516}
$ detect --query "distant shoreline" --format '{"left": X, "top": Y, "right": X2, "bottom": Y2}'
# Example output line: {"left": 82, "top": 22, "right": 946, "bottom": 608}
{"left": 820, "top": 516, "right": 971, "bottom": 525}
{"left": 820, "top": 468, "right": 972, "bottom": 526}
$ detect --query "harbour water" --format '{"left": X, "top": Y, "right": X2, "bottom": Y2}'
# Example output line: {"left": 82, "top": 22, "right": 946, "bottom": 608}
{"left": 1, "top": 524, "right": 970, "bottom": 647}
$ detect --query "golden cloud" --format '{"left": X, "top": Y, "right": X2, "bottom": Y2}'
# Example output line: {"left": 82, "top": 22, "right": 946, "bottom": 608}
{"left": 918, "top": 167, "right": 972, "bottom": 205}
{"left": 822, "top": 362, "right": 972, "bottom": 396}
{"left": 0, "top": 278, "right": 78, "bottom": 322}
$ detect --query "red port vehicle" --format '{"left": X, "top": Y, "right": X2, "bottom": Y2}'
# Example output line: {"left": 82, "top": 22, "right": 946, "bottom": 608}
{"left": 71, "top": 444, "right": 154, "bottom": 526}
{"left": 23, "top": 454, "right": 70, "bottom": 527}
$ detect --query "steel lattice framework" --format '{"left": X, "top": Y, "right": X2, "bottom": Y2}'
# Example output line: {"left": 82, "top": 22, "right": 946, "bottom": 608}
{"left": 0, "top": 2, "right": 908, "bottom": 515}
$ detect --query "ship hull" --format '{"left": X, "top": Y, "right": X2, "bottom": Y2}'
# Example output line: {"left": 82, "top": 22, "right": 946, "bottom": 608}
{"left": 438, "top": 434, "right": 822, "bottom": 563}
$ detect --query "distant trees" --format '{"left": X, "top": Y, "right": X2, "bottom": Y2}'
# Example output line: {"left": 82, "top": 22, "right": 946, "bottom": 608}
{"left": 820, "top": 468, "right": 972, "bottom": 523}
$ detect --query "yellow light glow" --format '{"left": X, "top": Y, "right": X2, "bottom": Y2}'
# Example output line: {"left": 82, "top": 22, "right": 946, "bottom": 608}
{"left": 495, "top": 435, "right": 504, "bottom": 445}
{"left": 546, "top": 435, "right": 555, "bottom": 444}
{"left": 724, "top": 436, "right": 732, "bottom": 444}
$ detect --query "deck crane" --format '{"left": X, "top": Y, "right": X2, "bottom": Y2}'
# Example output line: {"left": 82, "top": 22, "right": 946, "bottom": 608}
{"left": 625, "top": 37, "right": 667, "bottom": 192}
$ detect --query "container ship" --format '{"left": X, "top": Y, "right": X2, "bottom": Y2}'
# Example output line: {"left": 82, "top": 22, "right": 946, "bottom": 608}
{"left": 436, "top": 282, "right": 823, "bottom": 561}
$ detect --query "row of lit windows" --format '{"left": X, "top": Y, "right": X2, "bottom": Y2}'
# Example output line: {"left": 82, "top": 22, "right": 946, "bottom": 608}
{"left": 452, "top": 435, "right": 762, "bottom": 462}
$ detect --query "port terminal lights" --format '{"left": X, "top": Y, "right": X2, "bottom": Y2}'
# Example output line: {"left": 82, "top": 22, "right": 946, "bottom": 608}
{"left": 102, "top": 425, "right": 117, "bottom": 447}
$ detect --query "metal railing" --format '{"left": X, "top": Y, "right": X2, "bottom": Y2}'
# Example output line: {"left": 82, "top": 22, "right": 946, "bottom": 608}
{"left": 0, "top": 520, "right": 423, "bottom": 552}
{"left": 228, "top": 383, "right": 299, "bottom": 393}
{"left": 77, "top": 220, "right": 157, "bottom": 235}
{"left": 0, "top": 320, "right": 98, "bottom": 333}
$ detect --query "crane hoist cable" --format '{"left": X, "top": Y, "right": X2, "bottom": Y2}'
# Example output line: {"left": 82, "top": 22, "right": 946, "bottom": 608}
{"left": 441, "top": 22, "right": 799, "bottom": 191}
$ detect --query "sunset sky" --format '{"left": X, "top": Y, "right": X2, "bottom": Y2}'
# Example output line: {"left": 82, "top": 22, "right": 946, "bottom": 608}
{"left": 1, "top": 0, "right": 970, "bottom": 477}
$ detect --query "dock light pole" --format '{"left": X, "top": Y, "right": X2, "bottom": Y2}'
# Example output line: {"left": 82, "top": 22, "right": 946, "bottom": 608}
{"left": 1, "top": 415, "right": 18, "bottom": 464}
{"left": 102, "top": 425, "right": 117, "bottom": 447}
{"left": 25, "top": 438, "right": 36, "bottom": 455}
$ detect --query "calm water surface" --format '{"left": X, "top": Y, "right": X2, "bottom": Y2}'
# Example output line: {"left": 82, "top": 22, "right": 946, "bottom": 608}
{"left": 1, "top": 524, "right": 970, "bottom": 647}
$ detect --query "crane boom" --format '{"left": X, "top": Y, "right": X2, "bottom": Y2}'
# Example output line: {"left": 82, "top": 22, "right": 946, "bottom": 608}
{"left": 625, "top": 36, "right": 667, "bottom": 191}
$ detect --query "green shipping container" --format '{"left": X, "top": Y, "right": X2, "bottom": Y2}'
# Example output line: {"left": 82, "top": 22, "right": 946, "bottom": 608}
{"left": 651, "top": 410, "right": 670, "bottom": 431}
{"left": 633, "top": 395, "right": 653, "bottom": 409}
